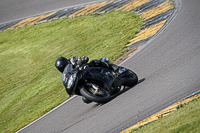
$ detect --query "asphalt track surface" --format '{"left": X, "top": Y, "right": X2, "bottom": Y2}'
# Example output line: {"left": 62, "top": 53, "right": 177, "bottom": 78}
{"left": 0, "top": 0, "right": 96, "bottom": 24}
{"left": 3, "top": 0, "right": 199, "bottom": 132}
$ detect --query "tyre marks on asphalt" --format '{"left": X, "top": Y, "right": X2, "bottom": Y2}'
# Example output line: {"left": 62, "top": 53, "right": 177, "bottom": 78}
{"left": 0, "top": 0, "right": 175, "bottom": 50}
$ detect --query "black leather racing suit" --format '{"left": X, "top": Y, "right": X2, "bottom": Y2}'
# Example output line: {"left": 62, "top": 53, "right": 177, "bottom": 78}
{"left": 69, "top": 56, "right": 119, "bottom": 72}
{"left": 69, "top": 56, "right": 89, "bottom": 68}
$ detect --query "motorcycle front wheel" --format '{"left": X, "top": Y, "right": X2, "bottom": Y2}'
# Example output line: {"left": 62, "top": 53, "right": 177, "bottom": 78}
{"left": 80, "top": 85, "right": 111, "bottom": 103}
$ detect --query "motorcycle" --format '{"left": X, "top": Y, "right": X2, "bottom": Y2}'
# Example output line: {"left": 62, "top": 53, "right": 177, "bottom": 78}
{"left": 62, "top": 63, "right": 138, "bottom": 104}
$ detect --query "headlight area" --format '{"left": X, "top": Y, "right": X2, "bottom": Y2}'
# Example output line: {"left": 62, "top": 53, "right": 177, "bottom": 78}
{"left": 66, "top": 75, "right": 74, "bottom": 89}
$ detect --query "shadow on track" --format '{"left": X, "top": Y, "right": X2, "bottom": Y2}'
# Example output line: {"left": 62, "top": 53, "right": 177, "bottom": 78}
{"left": 92, "top": 78, "right": 146, "bottom": 107}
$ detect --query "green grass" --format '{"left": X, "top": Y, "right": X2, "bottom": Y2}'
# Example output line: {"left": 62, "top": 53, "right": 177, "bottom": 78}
{"left": 130, "top": 97, "right": 200, "bottom": 133}
{"left": 0, "top": 11, "right": 143, "bottom": 133}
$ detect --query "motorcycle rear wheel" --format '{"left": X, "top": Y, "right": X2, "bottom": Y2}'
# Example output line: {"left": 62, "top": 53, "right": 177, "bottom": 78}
{"left": 80, "top": 85, "right": 111, "bottom": 103}
{"left": 123, "top": 69, "right": 138, "bottom": 87}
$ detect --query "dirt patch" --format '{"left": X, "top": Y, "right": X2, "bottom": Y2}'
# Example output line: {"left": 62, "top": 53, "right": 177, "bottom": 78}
{"left": 113, "top": 45, "right": 143, "bottom": 65}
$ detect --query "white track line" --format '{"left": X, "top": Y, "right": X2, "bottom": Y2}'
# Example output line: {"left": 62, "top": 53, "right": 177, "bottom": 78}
{"left": 16, "top": 96, "right": 76, "bottom": 133}
{"left": 16, "top": 0, "right": 183, "bottom": 132}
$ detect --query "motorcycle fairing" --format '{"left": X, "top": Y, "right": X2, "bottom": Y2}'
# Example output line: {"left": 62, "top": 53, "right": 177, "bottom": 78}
{"left": 82, "top": 67, "right": 113, "bottom": 83}
{"left": 62, "top": 64, "right": 78, "bottom": 95}
{"left": 81, "top": 67, "right": 126, "bottom": 93}
{"left": 62, "top": 65, "right": 128, "bottom": 95}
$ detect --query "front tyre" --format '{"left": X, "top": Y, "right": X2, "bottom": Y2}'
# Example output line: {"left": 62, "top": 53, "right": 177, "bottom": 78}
{"left": 80, "top": 85, "right": 111, "bottom": 103}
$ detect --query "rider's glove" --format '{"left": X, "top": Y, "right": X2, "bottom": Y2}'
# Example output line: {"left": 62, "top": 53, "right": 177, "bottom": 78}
{"left": 78, "top": 64, "right": 89, "bottom": 71}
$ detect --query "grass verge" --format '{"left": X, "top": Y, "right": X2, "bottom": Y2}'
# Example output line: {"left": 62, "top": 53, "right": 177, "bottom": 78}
{"left": 0, "top": 11, "right": 143, "bottom": 133}
{"left": 130, "top": 96, "right": 200, "bottom": 133}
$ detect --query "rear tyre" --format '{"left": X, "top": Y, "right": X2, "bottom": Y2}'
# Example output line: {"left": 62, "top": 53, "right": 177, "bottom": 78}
{"left": 80, "top": 85, "right": 111, "bottom": 103}
{"left": 123, "top": 69, "right": 138, "bottom": 87}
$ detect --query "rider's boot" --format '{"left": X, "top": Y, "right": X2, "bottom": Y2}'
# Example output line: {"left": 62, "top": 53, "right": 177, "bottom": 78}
{"left": 82, "top": 96, "right": 92, "bottom": 104}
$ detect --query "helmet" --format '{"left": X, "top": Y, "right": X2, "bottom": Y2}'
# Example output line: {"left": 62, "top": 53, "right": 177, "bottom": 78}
{"left": 55, "top": 57, "right": 69, "bottom": 73}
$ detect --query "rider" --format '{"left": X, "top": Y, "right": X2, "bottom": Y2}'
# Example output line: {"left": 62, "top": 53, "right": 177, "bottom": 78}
{"left": 55, "top": 56, "right": 119, "bottom": 73}
{"left": 55, "top": 56, "right": 132, "bottom": 103}
{"left": 55, "top": 56, "right": 120, "bottom": 103}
